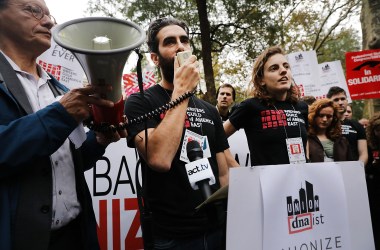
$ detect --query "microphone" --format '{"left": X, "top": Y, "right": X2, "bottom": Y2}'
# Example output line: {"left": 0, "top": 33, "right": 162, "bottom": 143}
{"left": 185, "top": 140, "right": 216, "bottom": 200}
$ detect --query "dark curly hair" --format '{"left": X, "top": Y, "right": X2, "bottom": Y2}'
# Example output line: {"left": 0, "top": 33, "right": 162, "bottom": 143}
{"left": 250, "top": 46, "right": 300, "bottom": 105}
{"left": 147, "top": 17, "right": 189, "bottom": 53}
{"left": 367, "top": 112, "right": 380, "bottom": 150}
{"left": 308, "top": 98, "right": 342, "bottom": 140}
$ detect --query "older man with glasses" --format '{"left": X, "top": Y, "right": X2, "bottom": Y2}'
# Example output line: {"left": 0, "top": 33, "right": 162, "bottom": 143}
{"left": 0, "top": 0, "right": 127, "bottom": 249}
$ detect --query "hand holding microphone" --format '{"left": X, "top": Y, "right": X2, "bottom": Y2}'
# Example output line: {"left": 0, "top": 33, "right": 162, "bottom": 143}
{"left": 174, "top": 51, "right": 200, "bottom": 94}
{"left": 185, "top": 140, "right": 216, "bottom": 200}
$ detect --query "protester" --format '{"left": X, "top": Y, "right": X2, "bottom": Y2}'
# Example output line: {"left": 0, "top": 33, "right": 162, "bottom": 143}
{"left": 307, "top": 99, "right": 352, "bottom": 162}
{"left": 344, "top": 103, "right": 353, "bottom": 119}
{"left": 300, "top": 95, "right": 316, "bottom": 106}
{"left": 327, "top": 86, "right": 368, "bottom": 165}
{"left": 365, "top": 112, "right": 380, "bottom": 248}
{"left": 359, "top": 117, "right": 369, "bottom": 129}
{"left": 224, "top": 46, "right": 308, "bottom": 165}
{"left": 124, "top": 17, "right": 229, "bottom": 249}
{"left": 0, "top": 0, "right": 127, "bottom": 249}
{"left": 216, "top": 83, "right": 235, "bottom": 121}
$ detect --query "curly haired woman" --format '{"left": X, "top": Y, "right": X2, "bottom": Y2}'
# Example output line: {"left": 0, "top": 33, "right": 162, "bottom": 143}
{"left": 224, "top": 46, "right": 308, "bottom": 165}
{"left": 307, "top": 98, "right": 352, "bottom": 162}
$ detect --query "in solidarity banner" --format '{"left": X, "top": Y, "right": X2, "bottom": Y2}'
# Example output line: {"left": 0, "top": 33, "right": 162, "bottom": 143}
{"left": 346, "top": 49, "right": 380, "bottom": 100}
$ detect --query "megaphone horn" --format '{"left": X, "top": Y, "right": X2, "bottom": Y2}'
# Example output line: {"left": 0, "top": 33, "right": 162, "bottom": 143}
{"left": 53, "top": 17, "right": 146, "bottom": 130}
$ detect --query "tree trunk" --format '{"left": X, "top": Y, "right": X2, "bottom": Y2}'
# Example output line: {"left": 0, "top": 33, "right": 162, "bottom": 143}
{"left": 361, "top": 0, "right": 380, "bottom": 118}
{"left": 195, "top": 0, "right": 216, "bottom": 105}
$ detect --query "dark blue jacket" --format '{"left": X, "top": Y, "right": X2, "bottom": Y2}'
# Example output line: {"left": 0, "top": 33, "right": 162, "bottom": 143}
{"left": 0, "top": 54, "right": 104, "bottom": 250}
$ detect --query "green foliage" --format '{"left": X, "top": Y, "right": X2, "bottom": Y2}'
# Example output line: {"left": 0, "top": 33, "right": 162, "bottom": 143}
{"left": 86, "top": 0, "right": 361, "bottom": 104}
{"left": 316, "top": 28, "right": 361, "bottom": 70}
{"left": 352, "top": 100, "right": 365, "bottom": 120}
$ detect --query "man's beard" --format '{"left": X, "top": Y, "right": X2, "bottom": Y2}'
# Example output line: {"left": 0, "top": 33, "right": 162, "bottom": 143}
{"left": 158, "top": 52, "right": 175, "bottom": 84}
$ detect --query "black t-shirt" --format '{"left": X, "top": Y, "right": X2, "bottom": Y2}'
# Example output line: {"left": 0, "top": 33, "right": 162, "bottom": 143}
{"left": 229, "top": 98, "right": 308, "bottom": 166}
{"left": 341, "top": 119, "right": 366, "bottom": 160}
{"left": 124, "top": 84, "right": 228, "bottom": 238}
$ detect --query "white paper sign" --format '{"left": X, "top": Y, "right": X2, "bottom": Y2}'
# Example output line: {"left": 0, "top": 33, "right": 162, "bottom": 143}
{"left": 319, "top": 60, "right": 352, "bottom": 102}
{"left": 226, "top": 162, "right": 375, "bottom": 250}
{"left": 287, "top": 50, "right": 320, "bottom": 98}
{"left": 260, "top": 164, "right": 351, "bottom": 250}
{"left": 37, "top": 33, "right": 85, "bottom": 90}
{"left": 228, "top": 129, "right": 251, "bottom": 167}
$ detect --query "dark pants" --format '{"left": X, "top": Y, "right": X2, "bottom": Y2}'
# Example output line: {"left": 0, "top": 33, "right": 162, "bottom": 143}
{"left": 48, "top": 216, "right": 83, "bottom": 250}
{"left": 153, "top": 227, "right": 225, "bottom": 250}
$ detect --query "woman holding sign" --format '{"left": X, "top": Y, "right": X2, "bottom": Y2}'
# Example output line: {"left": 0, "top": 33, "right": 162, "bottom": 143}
{"left": 307, "top": 98, "right": 352, "bottom": 162}
{"left": 224, "top": 46, "right": 308, "bottom": 165}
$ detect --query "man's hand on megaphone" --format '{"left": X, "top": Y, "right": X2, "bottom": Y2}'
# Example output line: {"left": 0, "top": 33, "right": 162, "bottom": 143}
{"left": 59, "top": 85, "right": 114, "bottom": 123}
{"left": 173, "top": 54, "right": 200, "bottom": 95}
{"left": 95, "top": 123, "right": 128, "bottom": 146}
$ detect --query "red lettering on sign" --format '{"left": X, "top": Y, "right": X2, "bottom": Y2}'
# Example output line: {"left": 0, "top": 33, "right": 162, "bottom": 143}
{"left": 96, "top": 198, "right": 143, "bottom": 250}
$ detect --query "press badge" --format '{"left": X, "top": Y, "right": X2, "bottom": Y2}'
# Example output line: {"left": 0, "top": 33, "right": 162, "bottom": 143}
{"left": 180, "top": 129, "right": 211, "bottom": 163}
{"left": 286, "top": 137, "right": 306, "bottom": 164}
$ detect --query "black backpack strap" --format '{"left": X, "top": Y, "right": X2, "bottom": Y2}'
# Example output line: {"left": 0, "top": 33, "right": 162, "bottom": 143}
{"left": 135, "top": 158, "right": 154, "bottom": 249}
{"left": 134, "top": 48, "right": 154, "bottom": 249}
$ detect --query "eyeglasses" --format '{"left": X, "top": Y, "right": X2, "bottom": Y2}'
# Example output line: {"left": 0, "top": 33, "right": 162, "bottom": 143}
{"left": 8, "top": 3, "right": 56, "bottom": 24}
{"left": 318, "top": 114, "right": 333, "bottom": 119}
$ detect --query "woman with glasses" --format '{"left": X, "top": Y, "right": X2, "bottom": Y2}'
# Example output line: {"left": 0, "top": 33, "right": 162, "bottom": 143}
{"left": 307, "top": 98, "right": 352, "bottom": 162}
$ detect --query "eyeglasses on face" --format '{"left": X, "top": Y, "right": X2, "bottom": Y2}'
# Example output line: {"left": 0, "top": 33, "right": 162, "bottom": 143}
{"left": 317, "top": 114, "right": 333, "bottom": 119}
{"left": 8, "top": 3, "right": 56, "bottom": 24}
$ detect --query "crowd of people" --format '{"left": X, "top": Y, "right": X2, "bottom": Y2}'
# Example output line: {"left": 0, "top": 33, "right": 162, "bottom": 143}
{"left": 0, "top": 0, "right": 379, "bottom": 249}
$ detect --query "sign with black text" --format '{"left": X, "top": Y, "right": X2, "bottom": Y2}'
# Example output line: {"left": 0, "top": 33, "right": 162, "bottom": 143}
{"left": 227, "top": 162, "right": 374, "bottom": 250}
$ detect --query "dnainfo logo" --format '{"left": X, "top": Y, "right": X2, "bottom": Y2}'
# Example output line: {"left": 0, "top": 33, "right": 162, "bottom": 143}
{"left": 286, "top": 181, "right": 325, "bottom": 234}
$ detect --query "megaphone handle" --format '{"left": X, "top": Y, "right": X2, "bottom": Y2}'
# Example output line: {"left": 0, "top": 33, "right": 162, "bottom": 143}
{"left": 91, "top": 97, "right": 124, "bottom": 126}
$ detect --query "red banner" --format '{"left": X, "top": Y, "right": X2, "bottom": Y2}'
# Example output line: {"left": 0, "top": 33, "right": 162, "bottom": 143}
{"left": 346, "top": 49, "right": 380, "bottom": 100}
{"left": 123, "top": 71, "right": 156, "bottom": 97}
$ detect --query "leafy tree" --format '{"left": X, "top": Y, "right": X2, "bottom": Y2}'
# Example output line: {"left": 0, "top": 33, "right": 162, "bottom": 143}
{"left": 87, "top": 0, "right": 361, "bottom": 104}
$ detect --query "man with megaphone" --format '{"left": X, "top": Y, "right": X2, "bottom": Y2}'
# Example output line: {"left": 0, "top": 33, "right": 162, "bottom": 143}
{"left": 125, "top": 17, "right": 230, "bottom": 249}
{"left": 0, "top": 0, "right": 127, "bottom": 249}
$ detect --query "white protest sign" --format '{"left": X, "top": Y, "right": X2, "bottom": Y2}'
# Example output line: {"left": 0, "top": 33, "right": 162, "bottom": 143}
{"left": 261, "top": 164, "right": 350, "bottom": 250}
{"left": 227, "top": 162, "right": 374, "bottom": 250}
{"left": 228, "top": 129, "right": 251, "bottom": 167}
{"left": 319, "top": 60, "right": 352, "bottom": 102}
{"left": 37, "top": 33, "right": 85, "bottom": 89}
{"left": 287, "top": 50, "right": 320, "bottom": 98}
{"left": 85, "top": 140, "right": 143, "bottom": 250}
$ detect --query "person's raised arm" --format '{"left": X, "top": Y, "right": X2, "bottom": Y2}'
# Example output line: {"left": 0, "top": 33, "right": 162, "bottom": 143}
{"left": 134, "top": 56, "right": 199, "bottom": 172}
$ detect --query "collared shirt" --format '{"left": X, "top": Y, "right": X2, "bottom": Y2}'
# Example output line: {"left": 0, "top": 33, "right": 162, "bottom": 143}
{"left": 1, "top": 52, "right": 81, "bottom": 230}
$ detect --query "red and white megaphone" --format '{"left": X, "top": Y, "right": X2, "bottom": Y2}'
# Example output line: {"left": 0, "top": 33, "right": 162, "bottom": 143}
{"left": 53, "top": 17, "right": 145, "bottom": 131}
